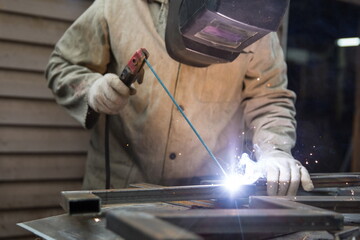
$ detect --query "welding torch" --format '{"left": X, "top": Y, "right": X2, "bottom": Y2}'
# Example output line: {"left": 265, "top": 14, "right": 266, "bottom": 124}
{"left": 119, "top": 48, "right": 149, "bottom": 87}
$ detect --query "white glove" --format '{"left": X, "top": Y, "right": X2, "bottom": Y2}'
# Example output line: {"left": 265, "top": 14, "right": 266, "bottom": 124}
{"left": 258, "top": 151, "right": 314, "bottom": 196}
{"left": 88, "top": 73, "right": 135, "bottom": 114}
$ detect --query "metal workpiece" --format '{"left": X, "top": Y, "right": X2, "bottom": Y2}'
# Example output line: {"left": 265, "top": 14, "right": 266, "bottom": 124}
{"left": 107, "top": 207, "right": 343, "bottom": 238}
{"left": 289, "top": 195, "right": 360, "bottom": 213}
{"left": 337, "top": 186, "right": 360, "bottom": 196}
{"left": 249, "top": 196, "right": 344, "bottom": 231}
{"left": 310, "top": 173, "right": 360, "bottom": 188}
{"left": 333, "top": 226, "right": 360, "bottom": 240}
{"left": 255, "top": 173, "right": 360, "bottom": 191}
{"left": 60, "top": 191, "right": 101, "bottom": 215}
{"left": 129, "top": 183, "right": 215, "bottom": 209}
{"left": 23, "top": 188, "right": 354, "bottom": 239}
{"left": 156, "top": 209, "right": 342, "bottom": 233}
{"left": 106, "top": 211, "right": 202, "bottom": 240}
{"left": 250, "top": 195, "right": 360, "bottom": 213}
{"left": 203, "top": 173, "right": 360, "bottom": 194}
{"left": 61, "top": 184, "right": 256, "bottom": 215}
{"left": 105, "top": 196, "right": 345, "bottom": 239}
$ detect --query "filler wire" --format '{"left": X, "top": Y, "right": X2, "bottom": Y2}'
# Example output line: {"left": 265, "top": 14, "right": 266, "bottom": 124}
{"left": 145, "top": 59, "right": 227, "bottom": 177}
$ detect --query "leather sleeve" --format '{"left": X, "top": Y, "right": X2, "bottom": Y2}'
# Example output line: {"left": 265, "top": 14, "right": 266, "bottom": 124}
{"left": 45, "top": 0, "right": 109, "bottom": 129}
{"left": 241, "top": 32, "right": 297, "bottom": 159}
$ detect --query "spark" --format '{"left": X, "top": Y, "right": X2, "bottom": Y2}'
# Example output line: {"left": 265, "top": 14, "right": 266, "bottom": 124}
{"left": 305, "top": 161, "right": 309, "bottom": 165}
{"left": 315, "top": 160, "right": 318, "bottom": 164}
{"left": 94, "top": 218, "right": 101, "bottom": 223}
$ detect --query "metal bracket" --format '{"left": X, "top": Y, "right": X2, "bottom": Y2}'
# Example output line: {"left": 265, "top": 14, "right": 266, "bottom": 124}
{"left": 106, "top": 195, "right": 345, "bottom": 240}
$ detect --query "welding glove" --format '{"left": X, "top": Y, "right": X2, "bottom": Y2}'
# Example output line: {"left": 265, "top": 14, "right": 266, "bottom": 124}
{"left": 258, "top": 151, "right": 314, "bottom": 196}
{"left": 88, "top": 73, "right": 136, "bottom": 115}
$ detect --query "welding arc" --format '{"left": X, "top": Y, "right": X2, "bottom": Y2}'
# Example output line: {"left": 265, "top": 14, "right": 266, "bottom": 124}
{"left": 145, "top": 59, "right": 227, "bottom": 177}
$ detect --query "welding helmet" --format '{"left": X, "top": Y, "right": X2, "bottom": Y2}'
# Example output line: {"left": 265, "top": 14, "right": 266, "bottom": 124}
{"left": 165, "top": 0, "right": 290, "bottom": 67}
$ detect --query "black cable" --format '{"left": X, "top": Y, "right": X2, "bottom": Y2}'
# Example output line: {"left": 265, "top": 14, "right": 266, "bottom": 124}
{"left": 103, "top": 48, "right": 147, "bottom": 189}
{"left": 105, "top": 114, "right": 111, "bottom": 189}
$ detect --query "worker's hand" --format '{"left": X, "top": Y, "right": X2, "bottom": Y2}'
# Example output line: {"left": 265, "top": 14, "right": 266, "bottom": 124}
{"left": 88, "top": 73, "right": 135, "bottom": 114}
{"left": 258, "top": 151, "right": 314, "bottom": 196}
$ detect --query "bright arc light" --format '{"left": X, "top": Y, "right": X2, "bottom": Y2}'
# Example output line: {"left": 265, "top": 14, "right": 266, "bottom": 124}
{"left": 224, "top": 175, "right": 247, "bottom": 193}
{"left": 337, "top": 37, "right": 360, "bottom": 47}
{"left": 223, "top": 153, "right": 264, "bottom": 193}
{"left": 224, "top": 173, "right": 260, "bottom": 193}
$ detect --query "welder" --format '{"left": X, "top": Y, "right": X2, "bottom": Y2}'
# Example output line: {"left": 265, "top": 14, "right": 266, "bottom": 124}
{"left": 45, "top": 0, "right": 314, "bottom": 196}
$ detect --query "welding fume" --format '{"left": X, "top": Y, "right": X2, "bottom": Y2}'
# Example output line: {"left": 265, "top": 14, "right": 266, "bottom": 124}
{"left": 45, "top": 0, "right": 314, "bottom": 196}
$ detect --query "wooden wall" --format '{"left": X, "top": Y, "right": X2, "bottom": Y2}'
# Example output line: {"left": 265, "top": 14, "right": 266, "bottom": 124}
{"left": 0, "top": 0, "right": 92, "bottom": 239}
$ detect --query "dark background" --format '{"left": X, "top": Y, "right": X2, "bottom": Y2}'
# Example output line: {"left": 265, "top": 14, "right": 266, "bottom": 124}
{"left": 286, "top": 0, "right": 359, "bottom": 172}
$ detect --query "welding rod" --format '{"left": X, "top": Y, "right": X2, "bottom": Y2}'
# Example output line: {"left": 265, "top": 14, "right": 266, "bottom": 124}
{"left": 145, "top": 59, "right": 227, "bottom": 176}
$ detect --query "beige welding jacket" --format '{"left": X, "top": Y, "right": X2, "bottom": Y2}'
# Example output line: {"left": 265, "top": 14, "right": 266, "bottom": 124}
{"left": 46, "top": 0, "right": 297, "bottom": 189}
